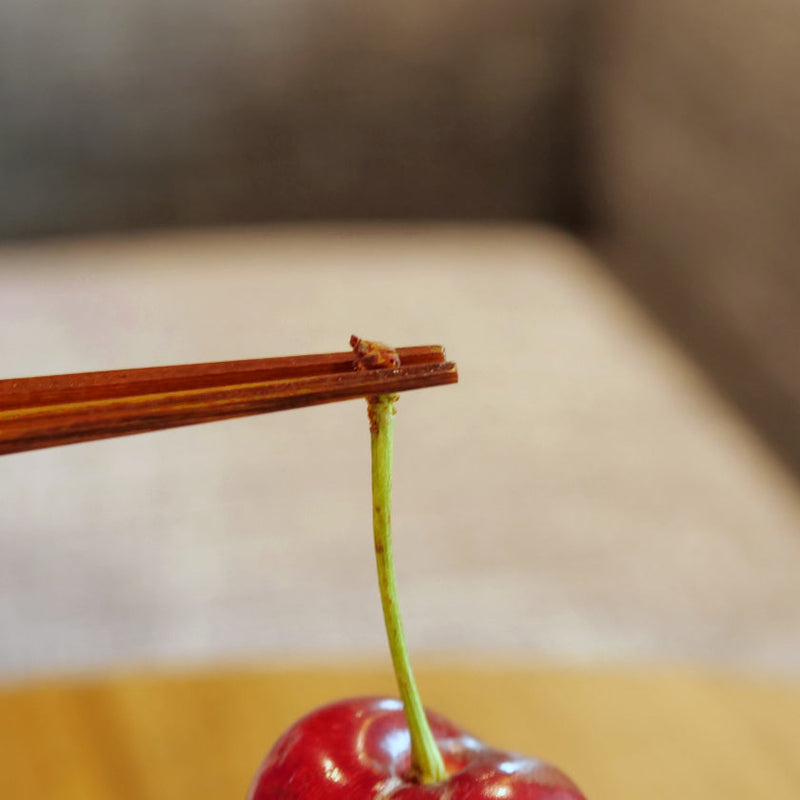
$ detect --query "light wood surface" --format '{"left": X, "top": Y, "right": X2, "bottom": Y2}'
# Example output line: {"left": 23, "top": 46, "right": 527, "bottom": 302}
{"left": 1, "top": 664, "right": 798, "bottom": 800}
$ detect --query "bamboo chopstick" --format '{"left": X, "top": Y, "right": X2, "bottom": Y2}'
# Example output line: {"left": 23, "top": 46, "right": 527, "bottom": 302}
{"left": 0, "top": 343, "right": 457, "bottom": 456}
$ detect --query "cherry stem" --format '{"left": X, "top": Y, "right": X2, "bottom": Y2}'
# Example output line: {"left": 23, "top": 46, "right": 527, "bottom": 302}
{"left": 369, "top": 393, "right": 447, "bottom": 785}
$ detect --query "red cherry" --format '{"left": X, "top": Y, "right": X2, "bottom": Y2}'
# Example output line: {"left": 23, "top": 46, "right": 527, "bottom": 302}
{"left": 248, "top": 697, "right": 586, "bottom": 800}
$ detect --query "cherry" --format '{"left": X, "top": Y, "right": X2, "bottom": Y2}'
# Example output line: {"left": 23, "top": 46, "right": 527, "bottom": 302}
{"left": 248, "top": 696, "right": 586, "bottom": 799}
{"left": 248, "top": 339, "right": 587, "bottom": 799}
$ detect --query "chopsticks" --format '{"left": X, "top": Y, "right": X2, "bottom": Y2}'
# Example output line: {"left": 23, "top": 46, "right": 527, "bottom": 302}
{"left": 0, "top": 343, "right": 457, "bottom": 456}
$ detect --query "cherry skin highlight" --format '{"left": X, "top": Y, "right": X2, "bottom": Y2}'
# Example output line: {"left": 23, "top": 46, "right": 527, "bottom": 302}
{"left": 248, "top": 697, "right": 586, "bottom": 800}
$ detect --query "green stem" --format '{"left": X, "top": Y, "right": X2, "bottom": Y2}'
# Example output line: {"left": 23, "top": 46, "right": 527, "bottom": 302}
{"left": 369, "top": 393, "right": 447, "bottom": 785}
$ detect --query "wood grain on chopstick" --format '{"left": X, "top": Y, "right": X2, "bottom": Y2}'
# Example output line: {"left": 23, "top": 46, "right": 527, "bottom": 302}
{"left": 0, "top": 345, "right": 457, "bottom": 455}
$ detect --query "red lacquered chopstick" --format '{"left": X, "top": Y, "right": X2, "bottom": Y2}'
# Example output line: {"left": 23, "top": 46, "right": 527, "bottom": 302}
{"left": 0, "top": 342, "right": 457, "bottom": 455}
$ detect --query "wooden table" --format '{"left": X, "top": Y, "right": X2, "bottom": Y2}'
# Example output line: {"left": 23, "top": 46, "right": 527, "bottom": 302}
{"left": 2, "top": 664, "right": 798, "bottom": 799}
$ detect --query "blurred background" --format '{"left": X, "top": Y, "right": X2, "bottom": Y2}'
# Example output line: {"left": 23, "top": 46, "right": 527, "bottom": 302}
{"left": 2, "top": 1, "right": 798, "bottom": 476}
{"left": 1, "top": 2, "right": 799, "bottom": 796}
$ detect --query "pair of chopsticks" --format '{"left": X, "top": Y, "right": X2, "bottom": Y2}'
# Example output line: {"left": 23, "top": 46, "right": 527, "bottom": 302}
{"left": 0, "top": 341, "right": 457, "bottom": 456}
